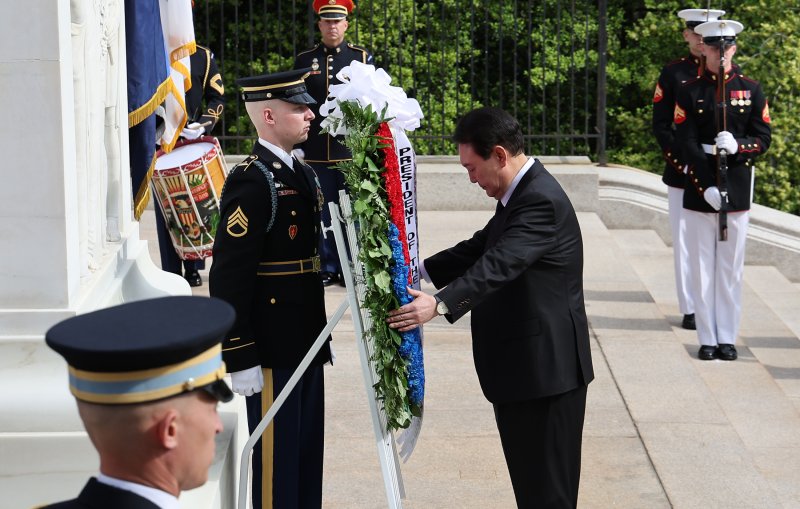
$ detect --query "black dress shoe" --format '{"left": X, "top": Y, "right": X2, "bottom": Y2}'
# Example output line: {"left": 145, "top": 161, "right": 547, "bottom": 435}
{"left": 682, "top": 313, "right": 696, "bottom": 330}
{"left": 321, "top": 272, "right": 339, "bottom": 287}
{"left": 184, "top": 269, "right": 202, "bottom": 287}
{"left": 337, "top": 273, "right": 346, "bottom": 287}
{"left": 698, "top": 345, "right": 717, "bottom": 360}
{"left": 717, "top": 343, "right": 738, "bottom": 361}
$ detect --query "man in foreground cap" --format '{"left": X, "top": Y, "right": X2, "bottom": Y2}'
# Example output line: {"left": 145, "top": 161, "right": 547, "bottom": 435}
{"left": 209, "top": 68, "right": 332, "bottom": 508}
{"left": 294, "top": 0, "right": 373, "bottom": 287}
{"left": 675, "top": 19, "right": 771, "bottom": 361}
{"left": 39, "top": 296, "right": 235, "bottom": 508}
{"left": 652, "top": 8, "right": 725, "bottom": 332}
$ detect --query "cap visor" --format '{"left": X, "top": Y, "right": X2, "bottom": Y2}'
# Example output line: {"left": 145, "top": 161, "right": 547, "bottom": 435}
{"left": 282, "top": 92, "right": 317, "bottom": 105}
{"left": 202, "top": 379, "right": 234, "bottom": 403}
{"left": 320, "top": 13, "right": 347, "bottom": 19}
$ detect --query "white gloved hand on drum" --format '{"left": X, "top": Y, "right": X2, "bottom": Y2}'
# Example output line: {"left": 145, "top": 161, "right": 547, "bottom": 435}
{"left": 181, "top": 122, "right": 205, "bottom": 140}
{"left": 230, "top": 366, "right": 264, "bottom": 396}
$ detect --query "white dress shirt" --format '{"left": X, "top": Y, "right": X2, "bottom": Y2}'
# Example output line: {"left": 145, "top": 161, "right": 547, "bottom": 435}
{"left": 96, "top": 473, "right": 180, "bottom": 509}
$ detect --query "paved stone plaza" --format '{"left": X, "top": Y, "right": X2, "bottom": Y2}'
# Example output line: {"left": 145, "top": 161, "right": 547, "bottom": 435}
{"left": 140, "top": 164, "right": 800, "bottom": 508}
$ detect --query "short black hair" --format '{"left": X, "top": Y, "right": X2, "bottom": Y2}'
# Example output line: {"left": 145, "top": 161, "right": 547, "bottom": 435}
{"left": 453, "top": 107, "right": 525, "bottom": 160}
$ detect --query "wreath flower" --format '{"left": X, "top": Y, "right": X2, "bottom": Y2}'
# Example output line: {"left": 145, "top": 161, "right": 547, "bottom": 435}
{"left": 320, "top": 62, "right": 424, "bottom": 431}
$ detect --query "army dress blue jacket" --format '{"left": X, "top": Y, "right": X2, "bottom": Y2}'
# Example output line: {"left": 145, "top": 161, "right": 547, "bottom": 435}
{"left": 294, "top": 40, "right": 373, "bottom": 163}
{"left": 209, "top": 142, "right": 331, "bottom": 370}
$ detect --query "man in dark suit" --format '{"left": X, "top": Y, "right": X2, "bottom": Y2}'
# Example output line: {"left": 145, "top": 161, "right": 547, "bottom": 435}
{"left": 39, "top": 296, "right": 235, "bottom": 509}
{"left": 387, "top": 107, "right": 594, "bottom": 508}
{"left": 294, "top": 0, "right": 373, "bottom": 286}
{"left": 209, "top": 68, "right": 331, "bottom": 509}
{"left": 154, "top": 42, "right": 226, "bottom": 287}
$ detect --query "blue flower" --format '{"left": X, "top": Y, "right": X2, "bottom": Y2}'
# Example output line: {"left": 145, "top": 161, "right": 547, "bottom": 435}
{"left": 387, "top": 223, "right": 425, "bottom": 405}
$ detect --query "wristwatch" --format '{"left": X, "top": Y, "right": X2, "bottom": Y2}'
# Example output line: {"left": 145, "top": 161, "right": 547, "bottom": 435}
{"left": 434, "top": 295, "right": 449, "bottom": 316}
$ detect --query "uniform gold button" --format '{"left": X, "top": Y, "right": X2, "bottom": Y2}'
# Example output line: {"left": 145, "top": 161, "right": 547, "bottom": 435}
{"left": 270, "top": 298, "right": 276, "bottom": 304}
{"left": 698, "top": 109, "right": 703, "bottom": 114}
{"left": 673, "top": 159, "right": 678, "bottom": 163}
{"left": 328, "top": 66, "right": 334, "bottom": 71}
{"left": 291, "top": 210, "right": 297, "bottom": 216}
{"left": 740, "top": 109, "right": 745, "bottom": 113}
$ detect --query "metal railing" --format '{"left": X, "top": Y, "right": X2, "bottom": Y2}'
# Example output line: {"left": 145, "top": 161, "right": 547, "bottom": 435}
{"left": 194, "top": 0, "right": 607, "bottom": 160}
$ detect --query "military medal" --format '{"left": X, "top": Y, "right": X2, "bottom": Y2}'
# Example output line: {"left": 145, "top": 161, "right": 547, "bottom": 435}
{"left": 311, "top": 58, "right": 319, "bottom": 71}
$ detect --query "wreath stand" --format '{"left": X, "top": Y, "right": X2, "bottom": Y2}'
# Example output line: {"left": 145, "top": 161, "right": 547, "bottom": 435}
{"left": 237, "top": 191, "right": 405, "bottom": 509}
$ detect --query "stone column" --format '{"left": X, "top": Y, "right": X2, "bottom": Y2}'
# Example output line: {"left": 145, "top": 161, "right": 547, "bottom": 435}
{"left": 0, "top": 1, "right": 189, "bottom": 506}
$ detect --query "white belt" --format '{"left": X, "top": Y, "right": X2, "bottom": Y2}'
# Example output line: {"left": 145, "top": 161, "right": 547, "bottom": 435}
{"left": 701, "top": 143, "right": 717, "bottom": 155}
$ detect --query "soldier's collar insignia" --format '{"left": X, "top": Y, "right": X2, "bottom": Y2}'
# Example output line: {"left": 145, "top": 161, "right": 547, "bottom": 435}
{"left": 272, "top": 161, "right": 282, "bottom": 169}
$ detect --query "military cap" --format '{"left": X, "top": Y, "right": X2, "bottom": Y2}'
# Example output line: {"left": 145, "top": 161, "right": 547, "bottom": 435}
{"left": 46, "top": 296, "right": 235, "bottom": 405}
{"left": 677, "top": 8, "right": 725, "bottom": 28}
{"left": 695, "top": 19, "right": 743, "bottom": 45}
{"left": 236, "top": 68, "right": 316, "bottom": 104}
{"left": 314, "top": 0, "right": 355, "bottom": 20}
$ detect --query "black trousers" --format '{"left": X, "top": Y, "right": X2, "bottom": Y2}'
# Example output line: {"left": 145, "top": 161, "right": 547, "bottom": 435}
{"left": 308, "top": 162, "right": 346, "bottom": 275}
{"left": 246, "top": 365, "right": 325, "bottom": 509}
{"left": 493, "top": 385, "right": 588, "bottom": 509}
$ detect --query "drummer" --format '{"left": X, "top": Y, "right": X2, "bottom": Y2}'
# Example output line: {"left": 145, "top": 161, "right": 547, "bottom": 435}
{"left": 154, "top": 41, "right": 226, "bottom": 287}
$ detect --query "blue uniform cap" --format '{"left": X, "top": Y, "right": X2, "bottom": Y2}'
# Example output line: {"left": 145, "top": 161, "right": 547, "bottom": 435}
{"left": 46, "top": 296, "right": 236, "bottom": 405}
{"left": 236, "top": 68, "right": 316, "bottom": 105}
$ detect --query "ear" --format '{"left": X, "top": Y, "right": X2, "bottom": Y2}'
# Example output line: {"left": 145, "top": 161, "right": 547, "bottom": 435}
{"left": 263, "top": 107, "right": 275, "bottom": 126}
{"left": 156, "top": 409, "right": 180, "bottom": 450}
{"left": 493, "top": 145, "right": 508, "bottom": 166}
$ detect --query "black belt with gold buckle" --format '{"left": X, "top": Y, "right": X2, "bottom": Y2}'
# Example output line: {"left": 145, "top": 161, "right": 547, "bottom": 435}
{"left": 257, "top": 256, "right": 321, "bottom": 276}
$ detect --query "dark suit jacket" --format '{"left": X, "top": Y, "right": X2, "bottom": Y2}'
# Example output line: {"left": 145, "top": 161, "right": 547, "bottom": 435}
{"left": 38, "top": 477, "right": 162, "bottom": 508}
{"left": 209, "top": 142, "right": 331, "bottom": 370}
{"left": 425, "top": 159, "right": 594, "bottom": 404}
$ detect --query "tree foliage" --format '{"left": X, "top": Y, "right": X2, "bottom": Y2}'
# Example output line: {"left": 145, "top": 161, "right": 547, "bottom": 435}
{"left": 194, "top": 0, "right": 800, "bottom": 214}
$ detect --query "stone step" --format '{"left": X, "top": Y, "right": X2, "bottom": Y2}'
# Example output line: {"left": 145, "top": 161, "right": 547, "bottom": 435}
{"left": 611, "top": 228, "right": 800, "bottom": 507}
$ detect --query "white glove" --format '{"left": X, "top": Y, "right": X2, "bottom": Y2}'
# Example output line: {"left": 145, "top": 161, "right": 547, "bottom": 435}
{"left": 715, "top": 131, "right": 738, "bottom": 154}
{"left": 181, "top": 122, "right": 205, "bottom": 140}
{"left": 704, "top": 186, "right": 722, "bottom": 211}
{"left": 230, "top": 366, "right": 264, "bottom": 396}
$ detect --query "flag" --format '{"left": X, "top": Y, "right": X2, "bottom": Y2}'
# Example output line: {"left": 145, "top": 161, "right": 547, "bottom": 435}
{"left": 126, "top": 0, "right": 170, "bottom": 220}
{"left": 158, "top": 0, "right": 196, "bottom": 151}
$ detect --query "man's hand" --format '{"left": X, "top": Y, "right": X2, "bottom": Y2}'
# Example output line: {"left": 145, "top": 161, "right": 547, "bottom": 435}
{"left": 715, "top": 130, "right": 738, "bottom": 154}
{"left": 386, "top": 287, "right": 438, "bottom": 332}
{"left": 181, "top": 122, "right": 206, "bottom": 140}
{"left": 230, "top": 366, "right": 264, "bottom": 396}
{"left": 704, "top": 186, "right": 722, "bottom": 211}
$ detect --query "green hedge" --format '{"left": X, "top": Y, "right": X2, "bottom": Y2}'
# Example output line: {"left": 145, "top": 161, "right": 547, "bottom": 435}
{"left": 195, "top": 0, "right": 800, "bottom": 214}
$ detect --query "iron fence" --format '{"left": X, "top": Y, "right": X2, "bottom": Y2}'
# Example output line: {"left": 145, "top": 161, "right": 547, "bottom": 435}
{"left": 194, "top": 0, "right": 607, "bottom": 160}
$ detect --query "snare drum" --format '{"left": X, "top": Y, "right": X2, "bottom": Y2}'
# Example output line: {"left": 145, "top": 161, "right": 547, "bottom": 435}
{"left": 152, "top": 136, "right": 229, "bottom": 260}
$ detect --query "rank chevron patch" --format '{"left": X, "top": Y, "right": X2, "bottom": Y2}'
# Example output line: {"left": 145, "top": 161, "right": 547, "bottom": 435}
{"left": 653, "top": 83, "right": 664, "bottom": 103}
{"left": 226, "top": 206, "right": 249, "bottom": 237}
{"left": 674, "top": 103, "right": 687, "bottom": 124}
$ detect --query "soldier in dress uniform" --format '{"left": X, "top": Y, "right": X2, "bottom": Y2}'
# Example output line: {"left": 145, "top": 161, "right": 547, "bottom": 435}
{"left": 653, "top": 8, "right": 726, "bottom": 331}
{"left": 294, "top": 0, "right": 373, "bottom": 287}
{"left": 155, "top": 43, "right": 226, "bottom": 287}
{"left": 675, "top": 19, "right": 771, "bottom": 361}
{"left": 208, "top": 68, "right": 332, "bottom": 509}
{"left": 38, "top": 296, "right": 235, "bottom": 509}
